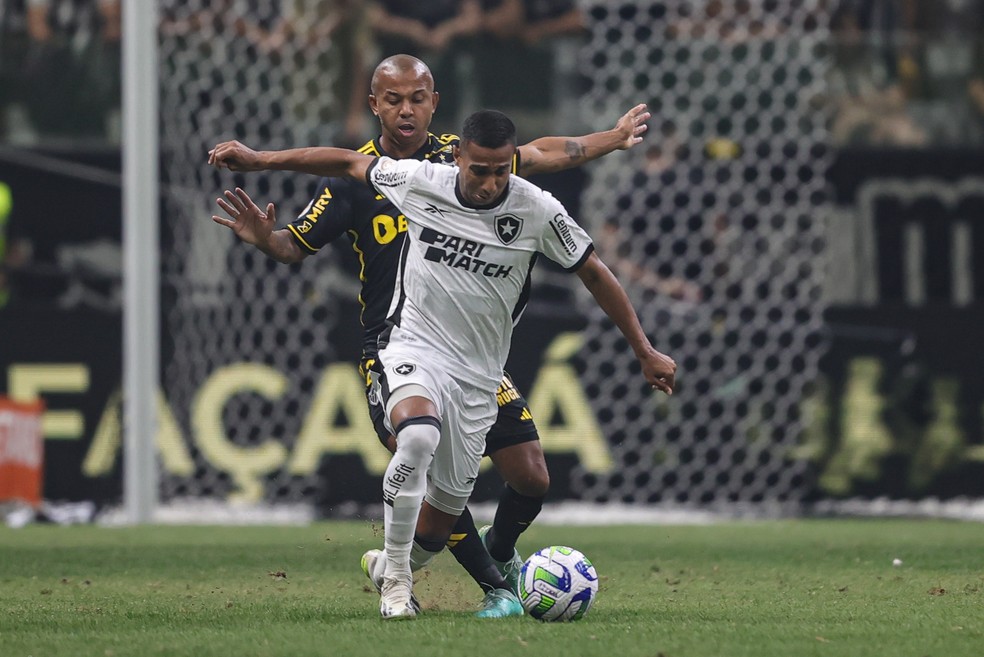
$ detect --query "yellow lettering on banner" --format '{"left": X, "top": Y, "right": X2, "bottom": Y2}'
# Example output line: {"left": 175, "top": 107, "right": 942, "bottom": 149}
{"left": 288, "top": 363, "right": 390, "bottom": 475}
{"left": 156, "top": 391, "right": 195, "bottom": 475}
{"left": 193, "top": 363, "right": 288, "bottom": 502}
{"left": 966, "top": 397, "right": 984, "bottom": 463}
{"left": 8, "top": 364, "right": 88, "bottom": 439}
{"left": 966, "top": 401, "right": 984, "bottom": 462}
{"left": 82, "top": 389, "right": 194, "bottom": 477}
{"left": 820, "top": 358, "right": 893, "bottom": 495}
{"left": 789, "top": 378, "right": 830, "bottom": 463}
{"left": 527, "top": 332, "right": 613, "bottom": 473}
{"left": 910, "top": 378, "right": 964, "bottom": 489}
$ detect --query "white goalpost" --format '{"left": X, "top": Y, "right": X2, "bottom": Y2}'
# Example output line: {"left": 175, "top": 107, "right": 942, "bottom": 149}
{"left": 122, "top": 0, "right": 160, "bottom": 523}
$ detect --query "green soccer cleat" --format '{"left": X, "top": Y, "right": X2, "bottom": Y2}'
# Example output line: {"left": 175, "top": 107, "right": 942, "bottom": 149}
{"left": 361, "top": 549, "right": 421, "bottom": 616}
{"left": 478, "top": 525, "right": 524, "bottom": 595}
{"left": 475, "top": 587, "right": 524, "bottom": 618}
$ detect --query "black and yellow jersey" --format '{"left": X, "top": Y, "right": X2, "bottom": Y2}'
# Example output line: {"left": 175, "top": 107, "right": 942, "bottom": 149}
{"left": 286, "top": 133, "right": 522, "bottom": 357}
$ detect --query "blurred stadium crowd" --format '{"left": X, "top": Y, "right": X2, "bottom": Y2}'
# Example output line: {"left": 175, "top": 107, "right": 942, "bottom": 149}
{"left": 0, "top": 1, "right": 982, "bottom": 148}
{"left": 830, "top": 0, "right": 984, "bottom": 146}
{"left": 0, "top": 0, "right": 592, "bottom": 146}
{"left": 1, "top": 0, "right": 983, "bottom": 312}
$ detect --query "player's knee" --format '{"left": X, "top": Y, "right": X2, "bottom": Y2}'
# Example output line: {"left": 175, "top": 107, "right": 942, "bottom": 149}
{"left": 525, "top": 469, "right": 550, "bottom": 498}
{"left": 394, "top": 416, "right": 441, "bottom": 458}
{"left": 509, "top": 462, "right": 550, "bottom": 498}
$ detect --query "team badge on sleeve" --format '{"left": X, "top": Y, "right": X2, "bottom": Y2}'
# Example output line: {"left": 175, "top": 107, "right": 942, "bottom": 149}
{"left": 394, "top": 363, "right": 416, "bottom": 375}
{"left": 494, "top": 214, "right": 523, "bottom": 245}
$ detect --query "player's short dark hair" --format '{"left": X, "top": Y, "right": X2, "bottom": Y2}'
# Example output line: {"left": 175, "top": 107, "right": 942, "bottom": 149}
{"left": 461, "top": 110, "right": 517, "bottom": 149}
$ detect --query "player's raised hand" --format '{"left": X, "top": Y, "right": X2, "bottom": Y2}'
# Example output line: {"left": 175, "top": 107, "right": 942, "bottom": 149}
{"left": 613, "top": 103, "right": 651, "bottom": 150}
{"left": 639, "top": 347, "right": 676, "bottom": 395}
{"left": 212, "top": 187, "right": 276, "bottom": 247}
{"left": 208, "top": 140, "right": 263, "bottom": 171}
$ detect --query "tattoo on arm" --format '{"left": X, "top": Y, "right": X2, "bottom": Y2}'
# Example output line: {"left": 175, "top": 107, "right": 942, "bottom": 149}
{"left": 565, "top": 140, "right": 587, "bottom": 162}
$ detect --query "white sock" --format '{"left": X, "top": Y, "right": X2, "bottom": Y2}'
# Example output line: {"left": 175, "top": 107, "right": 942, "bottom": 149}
{"left": 409, "top": 540, "right": 443, "bottom": 571}
{"left": 382, "top": 420, "right": 440, "bottom": 577}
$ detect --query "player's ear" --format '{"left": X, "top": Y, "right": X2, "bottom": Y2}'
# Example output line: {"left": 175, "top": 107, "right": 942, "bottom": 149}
{"left": 430, "top": 90, "right": 440, "bottom": 114}
{"left": 368, "top": 94, "right": 379, "bottom": 116}
{"left": 452, "top": 144, "right": 460, "bottom": 164}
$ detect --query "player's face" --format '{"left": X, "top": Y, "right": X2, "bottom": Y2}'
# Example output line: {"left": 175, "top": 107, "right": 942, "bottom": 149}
{"left": 453, "top": 141, "right": 515, "bottom": 206}
{"left": 368, "top": 70, "right": 439, "bottom": 151}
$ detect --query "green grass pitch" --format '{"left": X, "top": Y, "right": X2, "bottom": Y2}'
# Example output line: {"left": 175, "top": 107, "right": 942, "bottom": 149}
{"left": 1, "top": 519, "right": 982, "bottom": 657}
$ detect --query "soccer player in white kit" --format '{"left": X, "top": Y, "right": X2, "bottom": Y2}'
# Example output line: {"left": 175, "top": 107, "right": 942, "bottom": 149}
{"left": 211, "top": 110, "right": 676, "bottom": 619}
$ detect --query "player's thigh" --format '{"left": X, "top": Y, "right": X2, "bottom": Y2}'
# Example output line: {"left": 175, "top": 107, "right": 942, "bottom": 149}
{"left": 426, "top": 382, "right": 495, "bottom": 513}
{"left": 378, "top": 350, "right": 444, "bottom": 433}
{"left": 485, "top": 372, "right": 548, "bottom": 495}
{"left": 489, "top": 440, "right": 549, "bottom": 497}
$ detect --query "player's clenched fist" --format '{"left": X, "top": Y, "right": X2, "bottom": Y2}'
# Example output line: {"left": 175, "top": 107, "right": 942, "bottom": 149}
{"left": 208, "top": 140, "right": 264, "bottom": 171}
{"left": 640, "top": 348, "right": 676, "bottom": 395}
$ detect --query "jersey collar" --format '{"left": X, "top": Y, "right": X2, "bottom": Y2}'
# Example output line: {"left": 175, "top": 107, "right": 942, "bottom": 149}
{"left": 374, "top": 134, "right": 436, "bottom": 162}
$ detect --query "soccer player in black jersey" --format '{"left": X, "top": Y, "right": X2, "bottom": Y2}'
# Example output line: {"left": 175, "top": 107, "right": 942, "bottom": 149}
{"left": 209, "top": 54, "right": 651, "bottom": 616}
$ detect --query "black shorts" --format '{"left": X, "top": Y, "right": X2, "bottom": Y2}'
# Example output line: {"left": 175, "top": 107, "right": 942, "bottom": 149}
{"left": 361, "top": 356, "right": 390, "bottom": 446}
{"left": 361, "top": 357, "right": 539, "bottom": 455}
{"left": 484, "top": 371, "right": 539, "bottom": 455}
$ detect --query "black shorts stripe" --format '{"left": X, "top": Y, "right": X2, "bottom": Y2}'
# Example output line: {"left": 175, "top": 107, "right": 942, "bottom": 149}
{"left": 395, "top": 415, "right": 442, "bottom": 434}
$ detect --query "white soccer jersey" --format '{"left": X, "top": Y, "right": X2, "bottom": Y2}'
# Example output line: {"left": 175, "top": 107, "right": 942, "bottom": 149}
{"left": 367, "top": 155, "right": 595, "bottom": 391}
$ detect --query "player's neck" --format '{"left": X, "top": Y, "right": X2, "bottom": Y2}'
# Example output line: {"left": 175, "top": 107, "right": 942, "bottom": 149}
{"left": 379, "top": 134, "right": 428, "bottom": 160}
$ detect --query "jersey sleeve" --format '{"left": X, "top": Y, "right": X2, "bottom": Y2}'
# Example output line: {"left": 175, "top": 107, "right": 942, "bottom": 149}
{"left": 366, "top": 156, "right": 427, "bottom": 207}
{"left": 538, "top": 196, "right": 595, "bottom": 272}
{"left": 285, "top": 177, "right": 354, "bottom": 254}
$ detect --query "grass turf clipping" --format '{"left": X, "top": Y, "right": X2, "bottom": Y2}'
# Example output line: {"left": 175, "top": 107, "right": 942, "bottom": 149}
{"left": 1, "top": 519, "right": 982, "bottom": 657}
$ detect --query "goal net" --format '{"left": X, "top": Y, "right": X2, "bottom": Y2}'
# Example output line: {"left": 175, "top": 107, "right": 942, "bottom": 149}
{"left": 572, "top": 0, "right": 830, "bottom": 507}
{"left": 155, "top": 0, "right": 830, "bottom": 512}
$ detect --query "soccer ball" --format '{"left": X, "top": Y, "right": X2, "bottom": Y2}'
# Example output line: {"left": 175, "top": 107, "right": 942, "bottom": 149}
{"left": 518, "top": 546, "right": 598, "bottom": 621}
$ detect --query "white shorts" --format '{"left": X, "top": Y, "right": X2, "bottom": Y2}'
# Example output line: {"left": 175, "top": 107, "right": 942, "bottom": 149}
{"left": 379, "top": 342, "right": 496, "bottom": 513}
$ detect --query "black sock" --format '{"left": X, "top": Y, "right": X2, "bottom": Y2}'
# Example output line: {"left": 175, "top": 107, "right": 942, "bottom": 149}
{"left": 486, "top": 485, "right": 544, "bottom": 563}
{"left": 447, "top": 507, "right": 509, "bottom": 593}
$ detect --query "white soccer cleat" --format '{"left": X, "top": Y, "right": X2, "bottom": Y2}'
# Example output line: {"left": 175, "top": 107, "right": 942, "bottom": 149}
{"left": 379, "top": 571, "right": 416, "bottom": 620}
{"left": 361, "top": 549, "right": 385, "bottom": 589}
{"left": 361, "top": 549, "right": 420, "bottom": 618}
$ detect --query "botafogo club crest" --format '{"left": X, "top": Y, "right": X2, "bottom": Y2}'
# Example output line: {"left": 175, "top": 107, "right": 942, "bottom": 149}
{"left": 494, "top": 213, "right": 523, "bottom": 245}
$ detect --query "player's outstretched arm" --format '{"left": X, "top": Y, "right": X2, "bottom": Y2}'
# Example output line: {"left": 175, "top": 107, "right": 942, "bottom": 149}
{"left": 212, "top": 187, "right": 306, "bottom": 264}
{"left": 516, "top": 103, "right": 650, "bottom": 177}
{"left": 209, "top": 141, "right": 375, "bottom": 181}
{"left": 576, "top": 251, "right": 676, "bottom": 395}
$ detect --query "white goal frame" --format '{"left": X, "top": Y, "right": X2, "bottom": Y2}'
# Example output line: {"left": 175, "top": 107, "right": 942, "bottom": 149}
{"left": 122, "top": 0, "right": 159, "bottom": 524}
